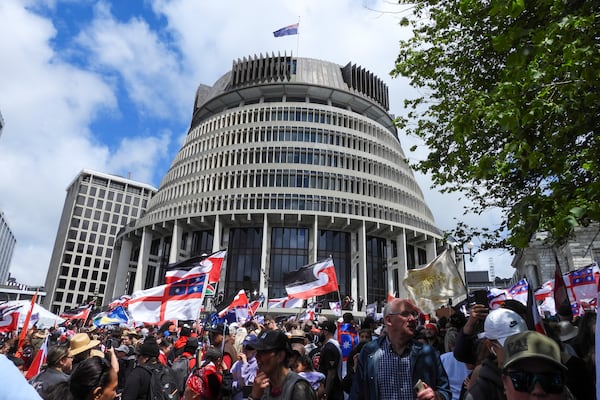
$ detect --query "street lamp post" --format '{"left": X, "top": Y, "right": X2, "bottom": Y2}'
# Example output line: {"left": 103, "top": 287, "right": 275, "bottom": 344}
{"left": 456, "top": 241, "right": 474, "bottom": 295}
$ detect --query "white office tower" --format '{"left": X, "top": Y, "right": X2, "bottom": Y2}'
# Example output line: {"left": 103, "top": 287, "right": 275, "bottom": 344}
{"left": 0, "top": 211, "right": 16, "bottom": 285}
{"left": 43, "top": 170, "right": 156, "bottom": 314}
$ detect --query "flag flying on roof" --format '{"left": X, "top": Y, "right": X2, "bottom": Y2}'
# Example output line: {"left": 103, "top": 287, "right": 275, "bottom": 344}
{"left": 217, "top": 289, "right": 249, "bottom": 318}
{"left": 284, "top": 258, "right": 339, "bottom": 299}
{"left": 128, "top": 273, "right": 207, "bottom": 323}
{"left": 273, "top": 23, "right": 299, "bottom": 37}
{"left": 268, "top": 296, "right": 304, "bottom": 309}
{"left": 403, "top": 250, "right": 466, "bottom": 314}
{"left": 93, "top": 306, "right": 130, "bottom": 327}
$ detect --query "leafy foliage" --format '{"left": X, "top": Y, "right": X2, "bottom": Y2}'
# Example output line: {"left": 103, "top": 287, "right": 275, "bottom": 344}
{"left": 393, "top": 0, "right": 600, "bottom": 249}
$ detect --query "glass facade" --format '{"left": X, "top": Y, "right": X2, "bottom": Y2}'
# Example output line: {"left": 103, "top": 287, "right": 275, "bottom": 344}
{"left": 269, "top": 227, "right": 309, "bottom": 298}
{"left": 225, "top": 228, "right": 263, "bottom": 295}
{"left": 366, "top": 237, "right": 387, "bottom": 304}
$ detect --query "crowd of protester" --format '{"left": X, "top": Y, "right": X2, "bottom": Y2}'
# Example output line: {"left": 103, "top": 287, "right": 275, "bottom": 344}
{"left": 0, "top": 297, "right": 596, "bottom": 400}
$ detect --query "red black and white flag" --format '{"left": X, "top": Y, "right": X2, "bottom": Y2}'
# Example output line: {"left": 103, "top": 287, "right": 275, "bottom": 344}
{"left": 25, "top": 334, "right": 48, "bottom": 380}
{"left": 284, "top": 258, "right": 339, "bottom": 299}
{"left": 0, "top": 306, "right": 20, "bottom": 333}
{"left": 59, "top": 303, "right": 93, "bottom": 321}
{"left": 217, "top": 289, "right": 249, "bottom": 318}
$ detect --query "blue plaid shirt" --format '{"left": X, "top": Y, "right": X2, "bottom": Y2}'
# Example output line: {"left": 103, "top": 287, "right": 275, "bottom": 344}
{"left": 378, "top": 336, "right": 415, "bottom": 400}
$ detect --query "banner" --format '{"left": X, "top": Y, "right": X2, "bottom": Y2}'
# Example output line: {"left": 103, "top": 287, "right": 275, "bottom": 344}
{"left": 217, "top": 290, "right": 249, "bottom": 318}
{"left": 165, "top": 250, "right": 227, "bottom": 295}
{"left": 403, "top": 250, "right": 466, "bottom": 314}
{"left": 92, "top": 306, "right": 130, "bottom": 327}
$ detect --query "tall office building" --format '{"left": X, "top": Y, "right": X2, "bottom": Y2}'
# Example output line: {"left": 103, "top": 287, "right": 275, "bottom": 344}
{"left": 44, "top": 169, "right": 156, "bottom": 314}
{"left": 109, "top": 55, "right": 442, "bottom": 309}
{"left": 0, "top": 211, "right": 16, "bottom": 285}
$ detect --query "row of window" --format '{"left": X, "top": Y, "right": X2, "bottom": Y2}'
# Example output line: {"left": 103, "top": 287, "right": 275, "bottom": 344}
{"left": 144, "top": 192, "right": 437, "bottom": 234}
{"left": 153, "top": 168, "right": 426, "bottom": 216}
{"left": 166, "top": 144, "right": 416, "bottom": 197}
{"left": 75, "top": 195, "right": 145, "bottom": 216}
{"left": 70, "top": 217, "right": 119, "bottom": 236}
{"left": 188, "top": 104, "right": 395, "bottom": 151}
{"left": 80, "top": 175, "right": 150, "bottom": 196}
{"left": 72, "top": 206, "right": 132, "bottom": 226}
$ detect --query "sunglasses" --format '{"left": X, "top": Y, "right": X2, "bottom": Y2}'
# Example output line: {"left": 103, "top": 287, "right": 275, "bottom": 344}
{"left": 506, "top": 370, "right": 563, "bottom": 394}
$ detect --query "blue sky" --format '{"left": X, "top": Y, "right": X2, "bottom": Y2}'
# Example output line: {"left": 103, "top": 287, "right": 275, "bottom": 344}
{"left": 0, "top": 0, "right": 514, "bottom": 286}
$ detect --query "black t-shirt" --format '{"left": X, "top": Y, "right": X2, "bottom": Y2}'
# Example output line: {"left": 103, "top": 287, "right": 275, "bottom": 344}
{"left": 318, "top": 341, "right": 342, "bottom": 400}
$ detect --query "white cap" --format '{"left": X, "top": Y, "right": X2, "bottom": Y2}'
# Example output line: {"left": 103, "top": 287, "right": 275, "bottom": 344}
{"left": 478, "top": 308, "right": 527, "bottom": 346}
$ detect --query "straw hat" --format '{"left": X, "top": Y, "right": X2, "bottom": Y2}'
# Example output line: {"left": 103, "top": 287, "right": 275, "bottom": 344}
{"left": 70, "top": 333, "right": 100, "bottom": 356}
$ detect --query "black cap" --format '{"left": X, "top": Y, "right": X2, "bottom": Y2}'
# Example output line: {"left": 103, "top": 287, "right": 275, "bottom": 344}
{"left": 320, "top": 320, "right": 337, "bottom": 333}
{"left": 252, "top": 330, "right": 290, "bottom": 352}
{"left": 207, "top": 324, "right": 230, "bottom": 336}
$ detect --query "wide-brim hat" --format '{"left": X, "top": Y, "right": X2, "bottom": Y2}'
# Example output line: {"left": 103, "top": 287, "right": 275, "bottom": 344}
{"left": 70, "top": 333, "right": 101, "bottom": 356}
{"left": 556, "top": 321, "right": 579, "bottom": 342}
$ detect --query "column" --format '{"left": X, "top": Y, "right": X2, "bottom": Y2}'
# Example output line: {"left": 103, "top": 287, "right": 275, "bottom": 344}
{"left": 110, "top": 238, "right": 133, "bottom": 300}
{"left": 259, "top": 214, "right": 269, "bottom": 299}
{"left": 396, "top": 229, "right": 408, "bottom": 299}
{"left": 132, "top": 228, "right": 152, "bottom": 292}
{"left": 169, "top": 220, "right": 182, "bottom": 264}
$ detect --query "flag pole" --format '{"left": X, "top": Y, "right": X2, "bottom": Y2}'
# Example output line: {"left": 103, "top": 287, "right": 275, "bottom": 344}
{"left": 296, "top": 16, "right": 300, "bottom": 57}
{"left": 17, "top": 290, "right": 38, "bottom": 352}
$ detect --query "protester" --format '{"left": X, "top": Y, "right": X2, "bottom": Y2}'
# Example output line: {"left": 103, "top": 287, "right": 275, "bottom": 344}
{"left": 439, "top": 328, "right": 469, "bottom": 400}
{"left": 350, "top": 298, "right": 451, "bottom": 400}
{"left": 463, "top": 308, "right": 528, "bottom": 400}
{"left": 208, "top": 323, "right": 238, "bottom": 370}
{"left": 501, "top": 331, "right": 570, "bottom": 399}
{"left": 69, "top": 333, "right": 100, "bottom": 368}
{"left": 121, "top": 336, "right": 179, "bottom": 400}
{"left": 293, "top": 354, "right": 326, "bottom": 399}
{"left": 45, "top": 356, "right": 118, "bottom": 400}
{"left": 249, "top": 330, "right": 316, "bottom": 400}
{"left": 230, "top": 334, "right": 259, "bottom": 400}
{"left": 29, "top": 344, "right": 73, "bottom": 397}
{"left": 317, "top": 320, "right": 343, "bottom": 400}
{"left": 114, "top": 344, "right": 135, "bottom": 393}
{"left": 183, "top": 347, "right": 223, "bottom": 400}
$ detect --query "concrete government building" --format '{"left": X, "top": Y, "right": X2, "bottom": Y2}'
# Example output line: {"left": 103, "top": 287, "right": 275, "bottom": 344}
{"left": 108, "top": 54, "right": 443, "bottom": 311}
{"left": 44, "top": 170, "right": 156, "bottom": 314}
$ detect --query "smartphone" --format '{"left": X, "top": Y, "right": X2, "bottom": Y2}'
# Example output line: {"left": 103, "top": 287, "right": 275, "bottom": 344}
{"left": 414, "top": 379, "right": 425, "bottom": 394}
{"left": 105, "top": 339, "right": 113, "bottom": 349}
{"left": 473, "top": 289, "right": 489, "bottom": 308}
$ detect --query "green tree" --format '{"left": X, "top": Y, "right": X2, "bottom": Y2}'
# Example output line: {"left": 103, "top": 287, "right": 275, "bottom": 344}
{"left": 393, "top": 0, "right": 600, "bottom": 249}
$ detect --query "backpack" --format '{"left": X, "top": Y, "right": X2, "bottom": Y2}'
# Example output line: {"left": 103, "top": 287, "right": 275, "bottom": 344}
{"left": 142, "top": 363, "right": 180, "bottom": 400}
{"left": 171, "top": 354, "right": 193, "bottom": 393}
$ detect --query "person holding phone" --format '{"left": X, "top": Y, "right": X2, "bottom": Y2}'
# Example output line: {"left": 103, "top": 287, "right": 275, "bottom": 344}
{"left": 349, "top": 298, "right": 451, "bottom": 400}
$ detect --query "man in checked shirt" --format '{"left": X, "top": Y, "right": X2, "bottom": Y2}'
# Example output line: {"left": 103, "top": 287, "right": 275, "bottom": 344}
{"left": 349, "top": 298, "right": 451, "bottom": 400}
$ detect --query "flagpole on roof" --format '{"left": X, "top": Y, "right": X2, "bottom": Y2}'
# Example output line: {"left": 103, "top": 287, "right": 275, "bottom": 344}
{"left": 296, "top": 16, "right": 300, "bottom": 57}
